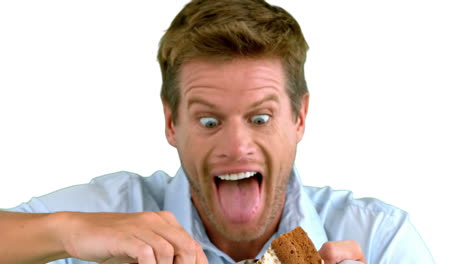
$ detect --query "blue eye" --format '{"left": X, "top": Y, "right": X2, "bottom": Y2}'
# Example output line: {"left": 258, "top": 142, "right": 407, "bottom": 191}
{"left": 251, "top": 114, "right": 270, "bottom": 125}
{"left": 200, "top": 117, "right": 219, "bottom": 128}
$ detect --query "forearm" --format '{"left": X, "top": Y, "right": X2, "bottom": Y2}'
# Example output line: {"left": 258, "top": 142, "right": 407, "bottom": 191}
{"left": 0, "top": 211, "right": 70, "bottom": 264}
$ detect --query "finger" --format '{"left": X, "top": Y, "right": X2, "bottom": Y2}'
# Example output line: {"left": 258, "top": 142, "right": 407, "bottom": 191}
{"left": 147, "top": 212, "right": 199, "bottom": 263}
{"left": 172, "top": 237, "right": 197, "bottom": 264}
{"left": 125, "top": 236, "right": 157, "bottom": 264}
{"left": 135, "top": 233, "right": 174, "bottom": 264}
{"left": 100, "top": 256, "right": 137, "bottom": 264}
{"left": 319, "top": 241, "right": 366, "bottom": 264}
{"left": 171, "top": 236, "right": 207, "bottom": 264}
{"left": 195, "top": 242, "right": 209, "bottom": 264}
{"left": 157, "top": 211, "right": 179, "bottom": 224}
{"left": 101, "top": 235, "right": 156, "bottom": 264}
{"left": 139, "top": 211, "right": 200, "bottom": 263}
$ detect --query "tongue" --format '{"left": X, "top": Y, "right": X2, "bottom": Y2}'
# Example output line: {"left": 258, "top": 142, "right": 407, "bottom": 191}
{"left": 217, "top": 176, "right": 260, "bottom": 223}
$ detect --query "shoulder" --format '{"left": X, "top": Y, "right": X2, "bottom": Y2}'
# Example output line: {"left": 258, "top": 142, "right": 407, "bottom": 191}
{"left": 303, "top": 185, "right": 422, "bottom": 261}
{"left": 12, "top": 170, "right": 174, "bottom": 213}
{"left": 303, "top": 185, "right": 406, "bottom": 217}
{"left": 302, "top": 185, "right": 409, "bottom": 240}
{"left": 90, "top": 170, "right": 173, "bottom": 193}
{"left": 302, "top": 186, "right": 435, "bottom": 263}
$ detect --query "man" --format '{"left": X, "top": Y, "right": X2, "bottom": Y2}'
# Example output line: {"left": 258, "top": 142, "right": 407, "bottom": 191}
{"left": 0, "top": 0, "right": 434, "bottom": 263}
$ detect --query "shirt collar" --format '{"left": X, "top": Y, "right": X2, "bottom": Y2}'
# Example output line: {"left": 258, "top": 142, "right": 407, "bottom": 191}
{"left": 163, "top": 167, "right": 328, "bottom": 263}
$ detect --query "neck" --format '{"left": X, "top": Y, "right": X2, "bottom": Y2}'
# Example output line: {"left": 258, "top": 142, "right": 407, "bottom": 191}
{"left": 210, "top": 218, "right": 281, "bottom": 261}
{"left": 211, "top": 233, "right": 272, "bottom": 261}
{"left": 196, "top": 205, "right": 283, "bottom": 262}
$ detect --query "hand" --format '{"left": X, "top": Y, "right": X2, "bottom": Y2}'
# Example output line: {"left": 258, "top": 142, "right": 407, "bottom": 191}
{"left": 56, "top": 211, "right": 208, "bottom": 264}
{"left": 319, "top": 240, "right": 366, "bottom": 264}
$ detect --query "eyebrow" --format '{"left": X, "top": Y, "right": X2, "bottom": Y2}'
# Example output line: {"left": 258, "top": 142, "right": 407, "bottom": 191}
{"left": 249, "top": 94, "right": 280, "bottom": 109}
{"left": 187, "top": 94, "right": 279, "bottom": 110}
{"left": 187, "top": 97, "right": 217, "bottom": 109}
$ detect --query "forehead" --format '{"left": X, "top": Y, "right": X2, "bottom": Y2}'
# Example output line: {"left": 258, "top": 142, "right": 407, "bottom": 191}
{"left": 179, "top": 58, "right": 286, "bottom": 98}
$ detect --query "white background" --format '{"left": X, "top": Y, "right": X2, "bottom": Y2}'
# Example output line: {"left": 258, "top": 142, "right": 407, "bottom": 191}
{"left": 1, "top": 1, "right": 467, "bottom": 263}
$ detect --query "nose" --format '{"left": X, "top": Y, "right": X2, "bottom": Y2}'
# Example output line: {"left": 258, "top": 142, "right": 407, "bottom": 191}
{"left": 214, "top": 119, "right": 255, "bottom": 162}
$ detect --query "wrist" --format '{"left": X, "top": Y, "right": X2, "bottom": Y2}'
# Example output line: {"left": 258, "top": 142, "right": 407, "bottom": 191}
{"left": 44, "top": 212, "right": 72, "bottom": 261}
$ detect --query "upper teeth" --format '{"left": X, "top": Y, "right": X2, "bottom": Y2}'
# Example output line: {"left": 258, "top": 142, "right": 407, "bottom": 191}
{"left": 217, "top": 171, "right": 256, "bottom": 181}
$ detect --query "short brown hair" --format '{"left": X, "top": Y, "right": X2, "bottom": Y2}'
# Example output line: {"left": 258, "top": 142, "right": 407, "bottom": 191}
{"left": 158, "top": 0, "right": 309, "bottom": 123}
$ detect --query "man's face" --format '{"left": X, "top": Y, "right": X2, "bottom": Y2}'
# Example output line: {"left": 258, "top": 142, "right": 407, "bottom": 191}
{"left": 164, "top": 58, "right": 308, "bottom": 241}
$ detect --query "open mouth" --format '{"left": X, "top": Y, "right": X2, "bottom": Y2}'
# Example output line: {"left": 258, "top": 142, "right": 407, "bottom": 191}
{"left": 214, "top": 171, "right": 263, "bottom": 223}
{"left": 215, "top": 171, "right": 263, "bottom": 186}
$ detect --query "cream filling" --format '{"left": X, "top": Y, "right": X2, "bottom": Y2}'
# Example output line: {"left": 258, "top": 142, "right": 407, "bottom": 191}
{"left": 258, "top": 247, "right": 281, "bottom": 264}
{"left": 256, "top": 246, "right": 325, "bottom": 264}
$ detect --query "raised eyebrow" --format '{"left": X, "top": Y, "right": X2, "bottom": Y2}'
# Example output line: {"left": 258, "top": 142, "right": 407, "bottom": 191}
{"left": 187, "top": 97, "right": 217, "bottom": 109}
{"left": 187, "top": 94, "right": 279, "bottom": 109}
{"left": 249, "top": 94, "right": 280, "bottom": 109}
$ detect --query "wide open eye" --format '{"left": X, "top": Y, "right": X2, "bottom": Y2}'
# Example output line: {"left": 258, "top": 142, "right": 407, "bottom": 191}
{"left": 199, "top": 117, "right": 219, "bottom": 128}
{"left": 251, "top": 114, "right": 270, "bottom": 125}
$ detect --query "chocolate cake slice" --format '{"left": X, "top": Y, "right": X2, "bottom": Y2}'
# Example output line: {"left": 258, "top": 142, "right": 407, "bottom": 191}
{"left": 256, "top": 227, "right": 324, "bottom": 264}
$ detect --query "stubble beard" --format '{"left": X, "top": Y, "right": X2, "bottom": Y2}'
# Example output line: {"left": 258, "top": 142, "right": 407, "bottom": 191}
{"left": 186, "top": 170, "right": 290, "bottom": 242}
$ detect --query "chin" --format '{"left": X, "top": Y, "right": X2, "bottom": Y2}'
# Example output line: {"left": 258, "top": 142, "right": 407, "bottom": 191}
{"left": 210, "top": 207, "right": 273, "bottom": 242}
{"left": 217, "top": 220, "right": 268, "bottom": 242}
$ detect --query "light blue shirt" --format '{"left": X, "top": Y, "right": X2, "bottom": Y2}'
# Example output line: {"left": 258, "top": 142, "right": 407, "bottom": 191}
{"left": 10, "top": 167, "right": 434, "bottom": 264}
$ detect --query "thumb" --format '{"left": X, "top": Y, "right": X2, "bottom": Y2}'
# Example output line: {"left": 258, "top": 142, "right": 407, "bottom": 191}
{"left": 195, "top": 243, "right": 208, "bottom": 264}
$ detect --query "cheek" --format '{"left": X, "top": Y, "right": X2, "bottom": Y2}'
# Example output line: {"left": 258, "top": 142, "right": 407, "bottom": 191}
{"left": 176, "top": 130, "right": 213, "bottom": 179}
{"left": 257, "top": 122, "right": 297, "bottom": 181}
{"left": 175, "top": 131, "right": 198, "bottom": 170}
{"left": 270, "top": 122, "right": 298, "bottom": 179}
{"left": 270, "top": 119, "right": 298, "bottom": 152}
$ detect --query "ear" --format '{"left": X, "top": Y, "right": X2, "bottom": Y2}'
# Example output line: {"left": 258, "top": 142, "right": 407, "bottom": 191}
{"left": 163, "top": 101, "right": 177, "bottom": 147}
{"left": 295, "top": 93, "right": 309, "bottom": 143}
